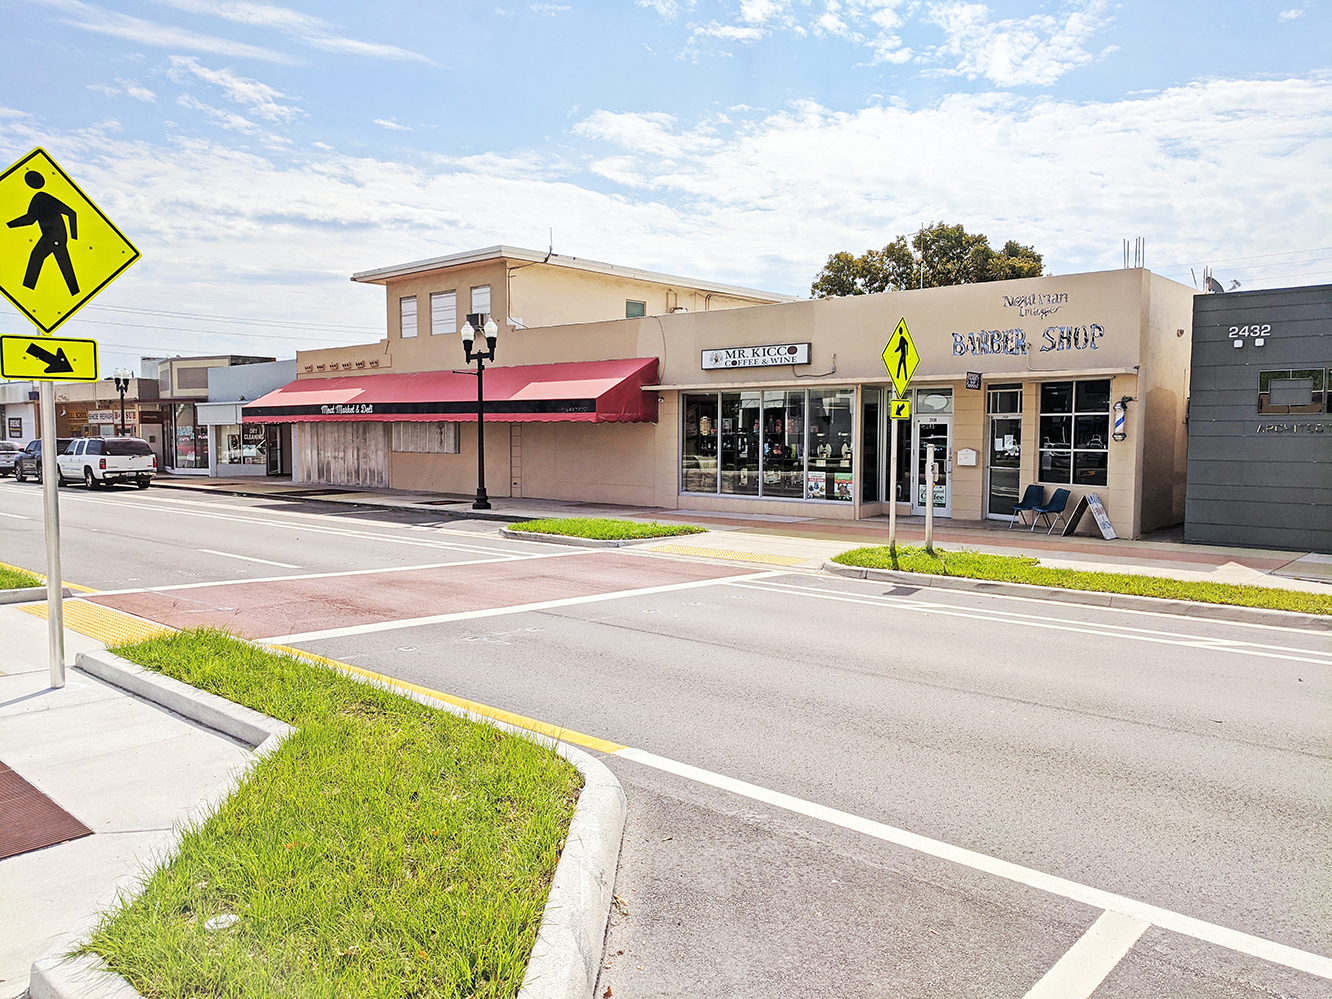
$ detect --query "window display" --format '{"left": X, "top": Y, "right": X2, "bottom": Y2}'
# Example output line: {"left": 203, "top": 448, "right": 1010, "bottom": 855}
{"left": 720, "top": 391, "right": 760, "bottom": 495}
{"left": 682, "top": 394, "right": 718, "bottom": 493}
{"left": 808, "top": 389, "right": 853, "bottom": 503}
{"left": 762, "top": 390, "right": 805, "bottom": 498}
{"left": 1039, "top": 379, "right": 1109, "bottom": 486}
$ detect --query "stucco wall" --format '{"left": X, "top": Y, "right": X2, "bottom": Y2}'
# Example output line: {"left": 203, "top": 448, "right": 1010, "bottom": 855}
{"left": 388, "top": 422, "right": 512, "bottom": 497}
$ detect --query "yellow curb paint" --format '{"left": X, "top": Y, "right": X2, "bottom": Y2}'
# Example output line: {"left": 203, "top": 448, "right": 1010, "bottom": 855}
{"left": 21, "top": 599, "right": 172, "bottom": 645}
{"left": 650, "top": 545, "right": 809, "bottom": 567}
{"left": 0, "top": 559, "right": 98, "bottom": 593}
{"left": 266, "top": 643, "right": 627, "bottom": 755}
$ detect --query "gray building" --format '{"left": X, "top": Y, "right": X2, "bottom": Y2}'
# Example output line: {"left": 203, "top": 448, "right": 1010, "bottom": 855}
{"left": 1185, "top": 284, "right": 1331, "bottom": 552}
{"left": 198, "top": 359, "right": 296, "bottom": 477}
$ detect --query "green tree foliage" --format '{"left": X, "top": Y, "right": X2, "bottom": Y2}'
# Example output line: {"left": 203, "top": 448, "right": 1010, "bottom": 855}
{"left": 810, "top": 223, "right": 1044, "bottom": 298}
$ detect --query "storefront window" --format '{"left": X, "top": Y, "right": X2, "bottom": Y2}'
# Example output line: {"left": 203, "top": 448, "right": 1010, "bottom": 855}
{"left": 218, "top": 424, "right": 244, "bottom": 464}
{"left": 720, "top": 391, "right": 760, "bottom": 495}
{"left": 682, "top": 394, "right": 718, "bottom": 493}
{"left": 809, "top": 389, "right": 854, "bottom": 501}
{"left": 1039, "top": 379, "right": 1109, "bottom": 486}
{"left": 171, "top": 403, "right": 209, "bottom": 468}
{"left": 861, "top": 389, "right": 879, "bottom": 503}
{"left": 762, "top": 390, "right": 805, "bottom": 498}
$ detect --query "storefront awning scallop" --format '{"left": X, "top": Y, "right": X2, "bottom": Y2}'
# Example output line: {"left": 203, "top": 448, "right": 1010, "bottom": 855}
{"left": 242, "top": 357, "right": 659, "bottom": 424}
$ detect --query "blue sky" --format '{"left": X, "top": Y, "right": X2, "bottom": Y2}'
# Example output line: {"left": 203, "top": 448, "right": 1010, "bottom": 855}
{"left": 1, "top": 0, "right": 1329, "bottom": 371}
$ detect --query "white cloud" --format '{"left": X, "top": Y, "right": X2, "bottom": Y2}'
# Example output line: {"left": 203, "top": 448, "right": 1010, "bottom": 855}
{"left": 926, "top": 0, "right": 1114, "bottom": 86}
{"left": 373, "top": 118, "right": 412, "bottom": 131}
{"left": 637, "top": 0, "right": 686, "bottom": 18}
{"left": 86, "top": 80, "right": 159, "bottom": 102}
{"left": 1278, "top": 8, "right": 1304, "bottom": 20}
{"left": 169, "top": 56, "right": 301, "bottom": 122}
{"left": 529, "top": 3, "right": 571, "bottom": 13}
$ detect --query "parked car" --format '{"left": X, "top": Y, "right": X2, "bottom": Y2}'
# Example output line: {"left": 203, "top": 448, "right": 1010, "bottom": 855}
{"left": 0, "top": 440, "right": 20, "bottom": 476}
{"left": 14, "top": 438, "right": 74, "bottom": 483}
{"left": 57, "top": 436, "right": 156, "bottom": 489}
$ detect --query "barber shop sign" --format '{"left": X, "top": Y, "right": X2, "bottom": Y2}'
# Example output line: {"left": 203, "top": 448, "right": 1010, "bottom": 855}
{"left": 953, "top": 323, "right": 1106, "bottom": 356}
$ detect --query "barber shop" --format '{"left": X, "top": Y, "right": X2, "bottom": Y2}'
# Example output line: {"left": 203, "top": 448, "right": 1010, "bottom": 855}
{"left": 248, "top": 247, "right": 1195, "bottom": 539}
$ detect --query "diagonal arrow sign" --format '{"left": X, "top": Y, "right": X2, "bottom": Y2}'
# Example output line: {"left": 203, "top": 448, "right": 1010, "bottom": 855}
{"left": 26, "top": 342, "right": 75, "bottom": 374}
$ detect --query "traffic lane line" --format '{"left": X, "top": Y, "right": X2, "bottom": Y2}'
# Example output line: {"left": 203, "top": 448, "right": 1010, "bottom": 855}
{"left": 86, "top": 554, "right": 758, "bottom": 640}
{"left": 1020, "top": 910, "right": 1150, "bottom": 998}
{"left": 266, "top": 646, "right": 1332, "bottom": 985}
{"left": 196, "top": 548, "right": 300, "bottom": 569}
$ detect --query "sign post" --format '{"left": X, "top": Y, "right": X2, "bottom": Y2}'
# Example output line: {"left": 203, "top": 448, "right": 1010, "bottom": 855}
{"left": 882, "top": 318, "right": 920, "bottom": 555}
{"left": 0, "top": 147, "right": 139, "bottom": 688}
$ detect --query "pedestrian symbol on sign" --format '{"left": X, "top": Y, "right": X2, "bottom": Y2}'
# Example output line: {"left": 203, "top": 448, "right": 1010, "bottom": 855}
{"left": 8, "top": 170, "right": 80, "bottom": 295}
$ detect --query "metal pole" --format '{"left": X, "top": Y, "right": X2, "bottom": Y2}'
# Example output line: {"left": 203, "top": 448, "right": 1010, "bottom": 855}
{"left": 888, "top": 408, "right": 898, "bottom": 555}
{"left": 924, "top": 442, "right": 935, "bottom": 555}
{"left": 39, "top": 381, "right": 65, "bottom": 688}
{"left": 119, "top": 385, "right": 126, "bottom": 436}
{"left": 473, "top": 356, "right": 490, "bottom": 510}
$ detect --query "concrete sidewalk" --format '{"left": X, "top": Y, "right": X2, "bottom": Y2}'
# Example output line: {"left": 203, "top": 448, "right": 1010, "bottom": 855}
{"left": 0, "top": 605, "right": 253, "bottom": 999}
{"left": 150, "top": 474, "right": 1332, "bottom": 596}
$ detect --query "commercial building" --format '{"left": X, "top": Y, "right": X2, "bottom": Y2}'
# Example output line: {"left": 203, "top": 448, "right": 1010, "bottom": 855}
{"left": 196, "top": 359, "right": 296, "bottom": 477}
{"left": 1185, "top": 284, "right": 1331, "bottom": 552}
{"left": 146, "top": 355, "right": 276, "bottom": 473}
{"left": 247, "top": 248, "right": 1195, "bottom": 538}
{"left": 1, "top": 381, "right": 38, "bottom": 442}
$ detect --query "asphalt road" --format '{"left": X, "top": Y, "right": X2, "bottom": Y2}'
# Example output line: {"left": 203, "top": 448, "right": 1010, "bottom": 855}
{"left": 2, "top": 477, "right": 1329, "bottom": 998}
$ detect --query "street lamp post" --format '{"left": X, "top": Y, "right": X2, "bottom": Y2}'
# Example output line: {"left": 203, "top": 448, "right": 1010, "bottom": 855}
{"left": 113, "top": 368, "right": 132, "bottom": 436}
{"left": 460, "top": 316, "right": 499, "bottom": 510}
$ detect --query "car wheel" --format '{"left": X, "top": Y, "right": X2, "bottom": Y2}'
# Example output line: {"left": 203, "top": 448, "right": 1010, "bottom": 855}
{"left": 84, "top": 467, "right": 98, "bottom": 490}
{"left": 137, "top": 477, "right": 151, "bottom": 489}
{"left": 56, "top": 471, "right": 66, "bottom": 487}
{"left": 13, "top": 468, "right": 23, "bottom": 483}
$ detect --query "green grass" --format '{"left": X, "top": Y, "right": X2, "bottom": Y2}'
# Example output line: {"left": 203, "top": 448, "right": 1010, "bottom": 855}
{"left": 508, "top": 516, "right": 706, "bottom": 540}
{"left": 87, "top": 629, "right": 583, "bottom": 999}
{"left": 0, "top": 563, "right": 42, "bottom": 589}
{"left": 833, "top": 545, "right": 1332, "bottom": 616}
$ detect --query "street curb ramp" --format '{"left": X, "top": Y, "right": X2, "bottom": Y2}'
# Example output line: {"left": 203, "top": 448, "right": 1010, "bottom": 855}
{"left": 822, "top": 561, "right": 1332, "bottom": 631}
{"left": 29, "top": 650, "right": 627, "bottom": 999}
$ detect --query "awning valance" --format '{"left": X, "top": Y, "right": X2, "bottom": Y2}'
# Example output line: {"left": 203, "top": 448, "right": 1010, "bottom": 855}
{"left": 242, "top": 357, "right": 659, "bottom": 424}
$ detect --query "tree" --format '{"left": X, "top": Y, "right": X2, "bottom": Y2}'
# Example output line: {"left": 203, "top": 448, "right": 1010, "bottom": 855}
{"left": 810, "top": 223, "right": 1044, "bottom": 298}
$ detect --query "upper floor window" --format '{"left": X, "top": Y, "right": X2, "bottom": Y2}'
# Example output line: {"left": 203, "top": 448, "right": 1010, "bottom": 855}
{"left": 626, "top": 300, "right": 647, "bottom": 319}
{"left": 430, "top": 291, "right": 457, "bottom": 335}
{"left": 400, "top": 296, "right": 418, "bottom": 338}
{"left": 1258, "top": 369, "right": 1327, "bottom": 415}
{"left": 470, "top": 285, "right": 491, "bottom": 317}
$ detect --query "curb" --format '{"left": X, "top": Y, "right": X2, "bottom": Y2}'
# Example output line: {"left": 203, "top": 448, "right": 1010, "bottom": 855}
{"left": 499, "top": 527, "right": 689, "bottom": 548}
{"left": 0, "top": 586, "right": 73, "bottom": 604}
{"left": 29, "top": 649, "right": 625, "bottom": 999}
{"left": 821, "top": 561, "right": 1332, "bottom": 631}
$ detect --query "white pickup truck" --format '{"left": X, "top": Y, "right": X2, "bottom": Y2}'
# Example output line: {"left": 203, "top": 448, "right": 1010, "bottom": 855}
{"left": 57, "top": 437, "right": 156, "bottom": 489}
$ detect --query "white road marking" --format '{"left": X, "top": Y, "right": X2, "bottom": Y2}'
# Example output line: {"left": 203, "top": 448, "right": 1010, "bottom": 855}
{"left": 612, "top": 747, "right": 1332, "bottom": 981}
{"left": 197, "top": 548, "right": 300, "bottom": 569}
{"left": 276, "top": 571, "right": 782, "bottom": 642}
{"left": 729, "top": 580, "right": 1332, "bottom": 667}
{"left": 0, "top": 511, "right": 30, "bottom": 519}
{"left": 1021, "top": 910, "right": 1150, "bottom": 998}
{"left": 88, "top": 548, "right": 600, "bottom": 597}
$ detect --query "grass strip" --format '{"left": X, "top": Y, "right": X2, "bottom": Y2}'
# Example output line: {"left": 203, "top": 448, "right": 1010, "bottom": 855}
{"left": 833, "top": 545, "right": 1332, "bottom": 616}
{"left": 88, "top": 628, "right": 582, "bottom": 999}
{"left": 0, "top": 563, "right": 42, "bottom": 589}
{"left": 508, "top": 516, "right": 705, "bottom": 540}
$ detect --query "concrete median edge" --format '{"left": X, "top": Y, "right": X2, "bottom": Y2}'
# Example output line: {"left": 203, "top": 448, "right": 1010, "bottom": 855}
{"left": 821, "top": 561, "right": 1332, "bottom": 630}
{"left": 0, "top": 586, "right": 74, "bottom": 604}
{"left": 499, "top": 527, "right": 673, "bottom": 547}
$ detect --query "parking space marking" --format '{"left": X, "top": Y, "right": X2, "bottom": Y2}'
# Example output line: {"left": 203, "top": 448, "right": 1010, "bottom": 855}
{"left": 1021, "top": 910, "right": 1150, "bottom": 999}
{"left": 197, "top": 548, "right": 300, "bottom": 569}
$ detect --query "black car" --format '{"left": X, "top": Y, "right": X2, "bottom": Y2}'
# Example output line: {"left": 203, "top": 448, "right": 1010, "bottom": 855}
{"left": 14, "top": 438, "right": 74, "bottom": 483}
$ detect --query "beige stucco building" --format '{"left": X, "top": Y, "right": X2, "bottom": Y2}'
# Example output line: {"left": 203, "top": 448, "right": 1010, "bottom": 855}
{"left": 249, "top": 247, "right": 1196, "bottom": 539}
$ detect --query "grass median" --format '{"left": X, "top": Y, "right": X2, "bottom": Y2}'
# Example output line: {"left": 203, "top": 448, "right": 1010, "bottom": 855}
{"left": 508, "top": 516, "right": 705, "bottom": 541}
{"left": 0, "top": 562, "right": 42, "bottom": 589}
{"left": 833, "top": 545, "right": 1332, "bottom": 616}
{"left": 87, "top": 628, "right": 583, "bottom": 999}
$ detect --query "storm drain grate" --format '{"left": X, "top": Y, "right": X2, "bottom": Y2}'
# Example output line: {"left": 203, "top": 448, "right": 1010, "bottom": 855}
{"left": 0, "top": 761, "right": 93, "bottom": 860}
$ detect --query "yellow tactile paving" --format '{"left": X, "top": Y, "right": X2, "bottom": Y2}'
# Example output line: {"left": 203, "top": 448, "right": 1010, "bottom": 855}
{"left": 649, "top": 545, "right": 809, "bottom": 567}
{"left": 0, "top": 559, "right": 99, "bottom": 593}
{"left": 267, "top": 643, "right": 627, "bottom": 755}
{"left": 21, "top": 600, "right": 173, "bottom": 645}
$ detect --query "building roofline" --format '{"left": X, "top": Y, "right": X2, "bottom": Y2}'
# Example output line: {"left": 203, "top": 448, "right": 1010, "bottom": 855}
{"left": 350, "top": 245, "right": 800, "bottom": 303}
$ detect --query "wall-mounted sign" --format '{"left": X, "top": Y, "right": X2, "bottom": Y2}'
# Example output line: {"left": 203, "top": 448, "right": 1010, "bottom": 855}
{"left": 701, "top": 343, "right": 811, "bottom": 369}
{"left": 965, "top": 372, "right": 982, "bottom": 390}
{"left": 87, "top": 409, "right": 135, "bottom": 424}
{"left": 951, "top": 323, "right": 1105, "bottom": 357}
{"left": 1002, "top": 292, "right": 1068, "bottom": 319}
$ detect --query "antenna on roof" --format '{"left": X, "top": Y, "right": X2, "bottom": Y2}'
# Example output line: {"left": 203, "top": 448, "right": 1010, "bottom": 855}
{"left": 543, "top": 228, "right": 553, "bottom": 264}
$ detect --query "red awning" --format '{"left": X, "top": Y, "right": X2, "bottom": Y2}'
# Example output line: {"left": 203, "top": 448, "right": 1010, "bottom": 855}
{"left": 243, "top": 357, "right": 659, "bottom": 424}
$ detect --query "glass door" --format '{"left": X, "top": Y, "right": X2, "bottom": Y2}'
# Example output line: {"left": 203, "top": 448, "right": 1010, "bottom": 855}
{"left": 913, "top": 417, "right": 952, "bottom": 516}
{"left": 986, "top": 384, "right": 1023, "bottom": 519}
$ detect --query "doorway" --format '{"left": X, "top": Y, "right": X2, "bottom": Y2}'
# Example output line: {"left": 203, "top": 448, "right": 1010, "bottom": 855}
{"left": 986, "top": 384, "right": 1023, "bottom": 520}
{"left": 913, "top": 415, "right": 952, "bottom": 517}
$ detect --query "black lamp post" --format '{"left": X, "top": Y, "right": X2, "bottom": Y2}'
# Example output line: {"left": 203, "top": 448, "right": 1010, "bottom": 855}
{"left": 113, "top": 368, "right": 132, "bottom": 436}
{"left": 460, "top": 315, "right": 499, "bottom": 510}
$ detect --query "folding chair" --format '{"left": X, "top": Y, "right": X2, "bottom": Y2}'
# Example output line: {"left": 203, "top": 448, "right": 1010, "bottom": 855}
{"left": 1031, "top": 488, "right": 1071, "bottom": 535}
{"left": 1008, "top": 484, "right": 1045, "bottom": 529}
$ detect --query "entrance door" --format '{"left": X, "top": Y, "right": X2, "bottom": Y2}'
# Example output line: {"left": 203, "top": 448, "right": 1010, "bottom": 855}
{"left": 265, "top": 424, "right": 281, "bottom": 475}
{"left": 913, "top": 417, "right": 952, "bottom": 517}
{"left": 987, "top": 417, "right": 1022, "bottom": 518}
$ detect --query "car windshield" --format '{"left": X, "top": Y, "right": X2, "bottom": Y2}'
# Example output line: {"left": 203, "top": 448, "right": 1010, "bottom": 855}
{"left": 104, "top": 439, "right": 153, "bottom": 456}
{"left": 0, "top": 442, "right": 18, "bottom": 452}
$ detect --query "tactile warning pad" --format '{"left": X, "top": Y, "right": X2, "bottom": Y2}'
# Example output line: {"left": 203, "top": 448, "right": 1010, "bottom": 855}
{"left": 0, "top": 761, "right": 93, "bottom": 859}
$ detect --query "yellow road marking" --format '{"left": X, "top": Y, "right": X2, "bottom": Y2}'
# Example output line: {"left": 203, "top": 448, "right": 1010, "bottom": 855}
{"left": 650, "top": 545, "right": 808, "bottom": 567}
{"left": 21, "top": 599, "right": 172, "bottom": 645}
{"left": 0, "top": 558, "right": 98, "bottom": 593}
{"left": 266, "top": 643, "right": 627, "bottom": 755}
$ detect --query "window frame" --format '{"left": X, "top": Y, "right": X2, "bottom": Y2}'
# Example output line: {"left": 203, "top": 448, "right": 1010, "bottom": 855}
{"left": 429, "top": 290, "right": 457, "bottom": 336}
{"left": 470, "top": 284, "right": 491, "bottom": 318}
{"left": 399, "top": 295, "right": 418, "bottom": 338}
{"left": 626, "top": 300, "right": 647, "bottom": 319}
{"left": 1038, "top": 379, "right": 1110, "bottom": 487}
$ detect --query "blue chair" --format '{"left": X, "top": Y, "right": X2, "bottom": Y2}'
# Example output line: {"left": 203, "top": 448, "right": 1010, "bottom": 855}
{"left": 1031, "top": 488, "right": 1071, "bottom": 534}
{"left": 1008, "top": 484, "right": 1045, "bottom": 529}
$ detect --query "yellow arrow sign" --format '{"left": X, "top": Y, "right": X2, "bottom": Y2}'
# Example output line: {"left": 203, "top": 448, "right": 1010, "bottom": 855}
{"left": 0, "top": 148, "right": 140, "bottom": 334}
{"left": 882, "top": 317, "right": 920, "bottom": 399}
{"left": 0, "top": 334, "right": 99, "bottom": 381}
{"left": 890, "top": 397, "right": 911, "bottom": 421}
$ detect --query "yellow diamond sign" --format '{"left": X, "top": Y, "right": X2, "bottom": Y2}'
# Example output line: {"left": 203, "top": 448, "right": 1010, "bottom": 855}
{"left": 0, "top": 148, "right": 140, "bottom": 334}
{"left": 1, "top": 334, "right": 99, "bottom": 381}
{"left": 882, "top": 317, "right": 919, "bottom": 399}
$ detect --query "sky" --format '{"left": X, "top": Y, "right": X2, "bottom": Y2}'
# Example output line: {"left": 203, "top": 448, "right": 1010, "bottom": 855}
{"left": 0, "top": 0, "right": 1329, "bottom": 373}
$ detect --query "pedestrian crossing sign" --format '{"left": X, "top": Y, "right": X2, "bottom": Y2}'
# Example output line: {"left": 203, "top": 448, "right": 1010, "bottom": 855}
{"left": 882, "top": 317, "right": 920, "bottom": 399}
{"left": 0, "top": 148, "right": 140, "bottom": 334}
{"left": 890, "top": 397, "right": 911, "bottom": 420}
{"left": 0, "top": 334, "right": 99, "bottom": 381}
